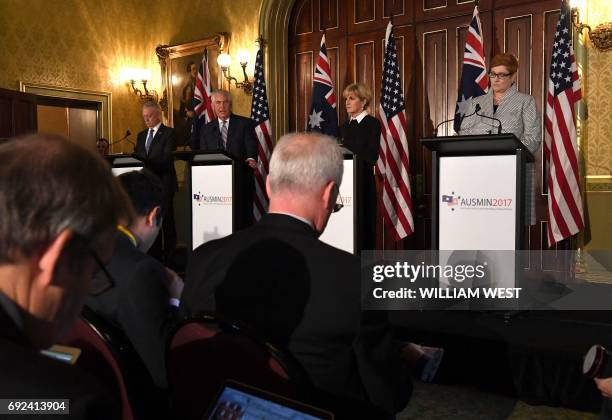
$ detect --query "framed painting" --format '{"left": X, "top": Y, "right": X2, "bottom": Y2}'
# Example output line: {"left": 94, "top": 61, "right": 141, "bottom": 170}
{"left": 156, "top": 33, "right": 229, "bottom": 147}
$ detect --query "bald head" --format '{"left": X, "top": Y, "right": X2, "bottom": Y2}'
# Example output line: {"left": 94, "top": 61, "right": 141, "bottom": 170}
{"left": 268, "top": 132, "right": 343, "bottom": 195}
{"left": 267, "top": 132, "right": 343, "bottom": 235}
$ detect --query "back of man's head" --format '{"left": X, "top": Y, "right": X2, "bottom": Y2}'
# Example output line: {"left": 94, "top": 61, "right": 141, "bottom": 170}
{"left": 0, "top": 134, "right": 131, "bottom": 347}
{"left": 0, "top": 135, "right": 131, "bottom": 263}
{"left": 267, "top": 132, "right": 343, "bottom": 235}
{"left": 268, "top": 132, "right": 343, "bottom": 196}
{"left": 118, "top": 170, "right": 164, "bottom": 225}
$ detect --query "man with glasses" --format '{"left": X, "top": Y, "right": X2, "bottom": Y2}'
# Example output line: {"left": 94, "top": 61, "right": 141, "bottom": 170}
{"left": 0, "top": 134, "right": 130, "bottom": 418}
{"left": 86, "top": 170, "right": 183, "bottom": 390}
{"left": 181, "top": 132, "right": 411, "bottom": 417}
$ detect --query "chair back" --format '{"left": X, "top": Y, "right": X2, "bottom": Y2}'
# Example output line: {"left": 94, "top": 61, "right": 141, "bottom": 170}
{"left": 60, "top": 307, "right": 164, "bottom": 420}
{"left": 167, "top": 313, "right": 311, "bottom": 420}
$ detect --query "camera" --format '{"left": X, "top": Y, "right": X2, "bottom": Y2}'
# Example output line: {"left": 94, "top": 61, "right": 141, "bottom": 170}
{"left": 583, "top": 345, "right": 612, "bottom": 378}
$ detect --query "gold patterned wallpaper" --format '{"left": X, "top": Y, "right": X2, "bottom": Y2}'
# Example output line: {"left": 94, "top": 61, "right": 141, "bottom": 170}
{"left": 0, "top": 0, "right": 262, "bottom": 151}
{"left": 584, "top": 46, "right": 612, "bottom": 184}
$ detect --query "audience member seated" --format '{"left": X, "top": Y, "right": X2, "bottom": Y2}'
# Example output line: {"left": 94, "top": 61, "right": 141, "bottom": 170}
{"left": 96, "top": 137, "right": 109, "bottom": 156}
{"left": 0, "top": 134, "right": 130, "bottom": 418}
{"left": 180, "top": 132, "right": 411, "bottom": 416}
{"left": 86, "top": 170, "right": 183, "bottom": 390}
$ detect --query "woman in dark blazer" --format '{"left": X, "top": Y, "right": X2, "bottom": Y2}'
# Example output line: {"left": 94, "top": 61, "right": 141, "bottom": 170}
{"left": 340, "top": 83, "right": 380, "bottom": 251}
{"left": 459, "top": 53, "right": 541, "bottom": 225}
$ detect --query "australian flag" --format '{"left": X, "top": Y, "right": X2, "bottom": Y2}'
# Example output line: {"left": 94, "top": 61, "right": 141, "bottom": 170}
{"left": 454, "top": 6, "right": 489, "bottom": 133}
{"left": 307, "top": 33, "right": 338, "bottom": 138}
{"left": 191, "top": 48, "right": 215, "bottom": 147}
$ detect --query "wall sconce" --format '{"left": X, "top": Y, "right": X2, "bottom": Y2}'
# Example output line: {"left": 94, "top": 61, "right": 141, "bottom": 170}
{"left": 217, "top": 51, "right": 253, "bottom": 95}
{"left": 120, "top": 68, "right": 159, "bottom": 102}
{"left": 572, "top": 8, "right": 612, "bottom": 51}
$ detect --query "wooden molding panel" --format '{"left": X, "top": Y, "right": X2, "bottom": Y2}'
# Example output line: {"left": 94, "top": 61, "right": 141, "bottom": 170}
{"left": 320, "top": 0, "right": 339, "bottom": 31}
{"left": 383, "top": 0, "right": 405, "bottom": 18}
{"left": 0, "top": 88, "right": 37, "bottom": 138}
{"left": 422, "top": 30, "right": 448, "bottom": 135}
{"left": 424, "top": 0, "right": 447, "bottom": 11}
{"left": 292, "top": 52, "right": 314, "bottom": 131}
{"left": 293, "top": 0, "right": 314, "bottom": 36}
{"left": 503, "top": 14, "right": 533, "bottom": 94}
{"left": 416, "top": 0, "right": 492, "bottom": 23}
{"left": 354, "top": 0, "right": 376, "bottom": 24}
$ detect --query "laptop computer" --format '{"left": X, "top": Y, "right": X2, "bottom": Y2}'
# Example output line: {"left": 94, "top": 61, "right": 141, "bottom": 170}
{"left": 204, "top": 380, "right": 334, "bottom": 419}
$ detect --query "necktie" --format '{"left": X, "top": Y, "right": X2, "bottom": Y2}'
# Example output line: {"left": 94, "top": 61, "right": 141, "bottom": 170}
{"left": 145, "top": 129, "right": 154, "bottom": 154}
{"left": 221, "top": 120, "right": 228, "bottom": 149}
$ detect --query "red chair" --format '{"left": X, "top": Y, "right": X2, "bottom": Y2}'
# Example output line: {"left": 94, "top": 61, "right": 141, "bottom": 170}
{"left": 60, "top": 307, "right": 165, "bottom": 420}
{"left": 166, "top": 313, "right": 313, "bottom": 420}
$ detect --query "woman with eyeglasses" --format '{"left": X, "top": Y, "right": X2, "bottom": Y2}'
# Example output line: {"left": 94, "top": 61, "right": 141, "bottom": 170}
{"left": 340, "top": 83, "right": 380, "bottom": 251}
{"left": 459, "top": 53, "right": 541, "bottom": 224}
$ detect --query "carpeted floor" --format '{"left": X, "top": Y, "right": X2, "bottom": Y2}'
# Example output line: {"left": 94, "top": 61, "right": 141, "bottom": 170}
{"left": 398, "top": 381, "right": 599, "bottom": 420}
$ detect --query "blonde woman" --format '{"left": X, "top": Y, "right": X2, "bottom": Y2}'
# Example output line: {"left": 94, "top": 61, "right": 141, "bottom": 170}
{"left": 340, "top": 83, "right": 380, "bottom": 251}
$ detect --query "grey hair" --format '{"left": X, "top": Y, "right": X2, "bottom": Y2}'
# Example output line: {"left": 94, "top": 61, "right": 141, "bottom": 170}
{"left": 211, "top": 89, "right": 232, "bottom": 103}
{"left": 268, "top": 132, "right": 343, "bottom": 194}
{"left": 0, "top": 134, "right": 132, "bottom": 263}
{"left": 142, "top": 100, "right": 161, "bottom": 113}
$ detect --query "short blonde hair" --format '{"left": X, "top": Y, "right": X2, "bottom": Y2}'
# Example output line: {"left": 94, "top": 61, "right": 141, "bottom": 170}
{"left": 342, "top": 83, "right": 372, "bottom": 109}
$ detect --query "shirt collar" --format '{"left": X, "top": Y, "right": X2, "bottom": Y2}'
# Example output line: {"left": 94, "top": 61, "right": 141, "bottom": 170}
{"left": 351, "top": 110, "right": 368, "bottom": 123}
{"left": 149, "top": 122, "right": 162, "bottom": 134}
{"left": 218, "top": 117, "right": 230, "bottom": 126}
{"left": 268, "top": 211, "right": 315, "bottom": 230}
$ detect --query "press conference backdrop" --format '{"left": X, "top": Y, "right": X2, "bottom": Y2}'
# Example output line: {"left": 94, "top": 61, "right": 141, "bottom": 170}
{"left": 191, "top": 165, "right": 233, "bottom": 249}
{"left": 319, "top": 159, "right": 354, "bottom": 254}
{"left": 438, "top": 155, "right": 517, "bottom": 250}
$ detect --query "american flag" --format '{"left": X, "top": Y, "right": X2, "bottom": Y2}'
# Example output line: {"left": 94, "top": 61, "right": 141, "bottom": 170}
{"left": 250, "top": 47, "right": 273, "bottom": 221}
{"left": 376, "top": 22, "right": 414, "bottom": 240}
{"left": 191, "top": 48, "right": 215, "bottom": 146}
{"left": 307, "top": 33, "right": 338, "bottom": 137}
{"left": 544, "top": 2, "right": 584, "bottom": 246}
{"left": 454, "top": 5, "right": 489, "bottom": 133}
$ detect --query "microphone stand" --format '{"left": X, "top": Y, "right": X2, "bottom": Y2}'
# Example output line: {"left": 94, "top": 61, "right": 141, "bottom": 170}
{"left": 475, "top": 109, "right": 503, "bottom": 134}
{"left": 434, "top": 104, "right": 482, "bottom": 136}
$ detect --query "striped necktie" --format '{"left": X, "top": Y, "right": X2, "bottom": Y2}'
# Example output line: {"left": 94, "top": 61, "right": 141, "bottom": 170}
{"left": 221, "top": 120, "right": 228, "bottom": 149}
{"left": 145, "top": 129, "right": 154, "bottom": 154}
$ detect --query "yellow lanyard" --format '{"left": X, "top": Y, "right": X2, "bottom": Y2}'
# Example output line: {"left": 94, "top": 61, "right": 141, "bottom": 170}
{"left": 117, "top": 225, "right": 138, "bottom": 247}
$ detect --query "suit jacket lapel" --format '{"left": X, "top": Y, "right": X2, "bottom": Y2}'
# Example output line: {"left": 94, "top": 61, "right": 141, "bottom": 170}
{"left": 480, "top": 90, "right": 494, "bottom": 117}
{"left": 493, "top": 85, "right": 519, "bottom": 131}
{"left": 148, "top": 125, "right": 164, "bottom": 156}
{"left": 210, "top": 122, "right": 222, "bottom": 149}
{"left": 225, "top": 115, "right": 234, "bottom": 151}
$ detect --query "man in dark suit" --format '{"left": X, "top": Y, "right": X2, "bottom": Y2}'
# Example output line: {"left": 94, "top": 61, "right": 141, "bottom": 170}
{"left": 134, "top": 101, "right": 177, "bottom": 263}
{"left": 86, "top": 170, "right": 183, "bottom": 390}
{"left": 181, "top": 132, "right": 411, "bottom": 416}
{"left": 194, "top": 89, "right": 258, "bottom": 230}
{"left": 0, "top": 134, "right": 130, "bottom": 418}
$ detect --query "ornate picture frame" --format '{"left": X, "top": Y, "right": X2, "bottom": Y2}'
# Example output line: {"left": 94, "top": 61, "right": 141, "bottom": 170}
{"left": 156, "top": 33, "right": 229, "bottom": 147}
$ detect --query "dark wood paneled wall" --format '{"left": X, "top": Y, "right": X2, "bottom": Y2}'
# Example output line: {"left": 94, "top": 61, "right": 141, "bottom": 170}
{"left": 289, "top": 0, "right": 561, "bottom": 250}
{"left": 0, "top": 88, "right": 37, "bottom": 139}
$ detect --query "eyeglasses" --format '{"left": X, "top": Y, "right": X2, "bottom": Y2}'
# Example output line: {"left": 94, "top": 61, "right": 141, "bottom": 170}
{"left": 333, "top": 185, "right": 344, "bottom": 213}
{"left": 488, "top": 71, "right": 513, "bottom": 80}
{"left": 84, "top": 242, "right": 116, "bottom": 296}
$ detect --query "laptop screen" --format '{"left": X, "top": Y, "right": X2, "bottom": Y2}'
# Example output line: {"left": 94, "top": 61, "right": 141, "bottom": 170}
{"left": 205, "top": 380, "right": 333, "bottom": 420}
